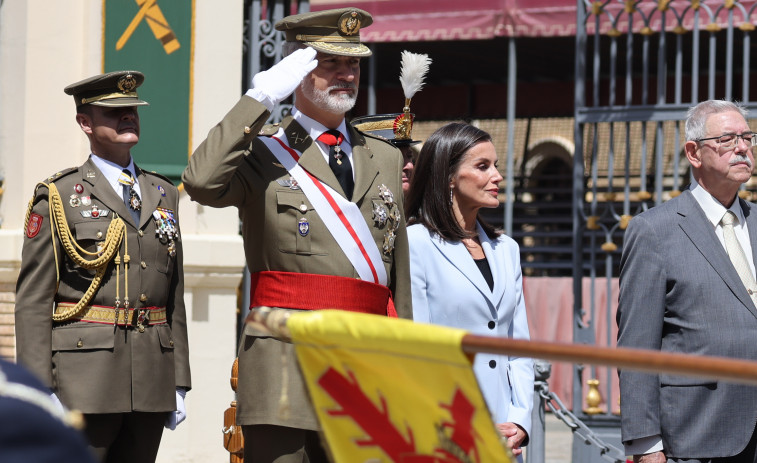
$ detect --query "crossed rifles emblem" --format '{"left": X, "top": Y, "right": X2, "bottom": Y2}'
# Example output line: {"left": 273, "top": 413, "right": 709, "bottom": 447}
{"left": 116, "top": 0, "right": 180, "bottom": 55}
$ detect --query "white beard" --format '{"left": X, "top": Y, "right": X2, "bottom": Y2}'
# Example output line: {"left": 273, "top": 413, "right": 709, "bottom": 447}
{"left": 300, "top": 79, "right": 358, "bottom": 115}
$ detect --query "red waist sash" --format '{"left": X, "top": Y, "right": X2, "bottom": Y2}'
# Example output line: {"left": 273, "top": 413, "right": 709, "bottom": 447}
{"left": 250, "top": 271, "right": 397, "bottom": 317}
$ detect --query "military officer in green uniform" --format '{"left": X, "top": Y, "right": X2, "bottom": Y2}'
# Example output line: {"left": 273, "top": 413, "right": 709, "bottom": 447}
{"left": 351, "top": 112, "right": 423, "bottom": 197}
{"left": 351, "top": 50, "right": 431, "bottom": 196}
{"left": 14, "top": 70, "right": 191, "bottom": 463}
{"left": 182, "top": 7, "right": 411, "bottom": 462}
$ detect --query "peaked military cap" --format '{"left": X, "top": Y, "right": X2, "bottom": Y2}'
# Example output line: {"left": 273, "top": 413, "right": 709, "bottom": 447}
{"left": 352, "top": 114, "right": 421, "bottom": 147}
{"left": 352, "top": 51, "right": 431, "bottom": 147}
{"left": 275, "top": 8, "right": 373, "bottom": 57}
{"left": 64, "top": 70, "right": 149, "bottom": 108}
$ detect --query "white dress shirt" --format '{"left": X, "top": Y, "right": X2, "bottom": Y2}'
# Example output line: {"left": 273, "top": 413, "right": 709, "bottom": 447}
{"left": 292, "top": 109, "right": 355, "bottom": 181}
{"left": 90, "top": 154, "right": 141, "bottom": 199}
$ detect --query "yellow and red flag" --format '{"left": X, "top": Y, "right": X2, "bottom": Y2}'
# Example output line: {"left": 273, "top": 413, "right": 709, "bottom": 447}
{"left": 287, "top": 310, "right": 512, "bottom": 463}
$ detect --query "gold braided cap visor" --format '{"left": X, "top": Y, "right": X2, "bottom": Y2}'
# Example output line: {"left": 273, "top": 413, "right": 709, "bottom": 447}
{"left": 305, "top": 41, "right": 371, "bottom": 57}
{"left": 79, "top": 91, "right": 149, "bottom": 107}
{"left": 289, "top": 30, "right": 371, "bottom": 57}
{"left": 296, "top": 33, "right": 371, "bottom": 55}
{"left": 352, "top": 113, "right": 420, "bottom": 146}
{"left": 353, "top": 119, "right": 394, "bottom": 132}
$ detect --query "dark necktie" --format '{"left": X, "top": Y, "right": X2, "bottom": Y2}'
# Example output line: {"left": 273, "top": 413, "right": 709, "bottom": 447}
{"left": 318, "top": 129, "right": 353, "bottom": 199}
{"left": 118, "top": 169, "right": 141, "bottom": 225}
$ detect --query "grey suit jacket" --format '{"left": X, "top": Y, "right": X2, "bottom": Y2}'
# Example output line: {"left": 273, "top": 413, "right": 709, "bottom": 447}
{"left": 617, "top": 189, "right": 757, "bottom": 458}
{"left": 182, "top": 96, "right": 411, "bottom": 430}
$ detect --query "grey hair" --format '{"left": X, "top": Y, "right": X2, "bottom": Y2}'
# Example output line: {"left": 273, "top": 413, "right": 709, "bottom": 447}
{"left": 282, "top": 41, "right": 307, "bottom": 57}
{"left": 685, "top": 99, "right": 749, "bottom": 141}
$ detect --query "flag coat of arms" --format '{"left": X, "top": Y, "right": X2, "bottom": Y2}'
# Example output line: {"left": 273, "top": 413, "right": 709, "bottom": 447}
{"left": 287, "top": 310, "right": 512, "bottom": 463}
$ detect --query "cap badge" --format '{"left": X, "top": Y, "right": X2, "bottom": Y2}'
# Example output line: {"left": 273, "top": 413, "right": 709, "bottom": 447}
{"left": 338, "top": 11, "right": 361, "bottom": 36}
{"left": 117, "top": 74, "right": 137, "bottom": 93}
{"left": 393, "top": 113, "right": 414, "bottom": 140}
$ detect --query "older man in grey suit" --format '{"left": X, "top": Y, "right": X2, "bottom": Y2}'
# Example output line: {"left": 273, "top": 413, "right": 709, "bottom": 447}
{"left": 617, "top": 99, "right": 757, "bottom": 463}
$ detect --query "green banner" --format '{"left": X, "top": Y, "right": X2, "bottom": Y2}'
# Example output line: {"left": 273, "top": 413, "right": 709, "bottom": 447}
{"left": 104, "top": 0, "right": 193, "bottom": 183}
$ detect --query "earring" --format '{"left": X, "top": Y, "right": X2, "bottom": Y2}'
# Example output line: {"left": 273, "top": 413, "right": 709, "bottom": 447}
{"left": 449, "top": 188, "right": 453, "bottom": 205}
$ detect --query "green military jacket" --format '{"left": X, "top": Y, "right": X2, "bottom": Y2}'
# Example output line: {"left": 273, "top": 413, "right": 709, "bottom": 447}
{"left": 15, "top": 157, "right": 191, "bottom": 413}
{"left": 182, "top": 96, "right": 411, "bottom": 430}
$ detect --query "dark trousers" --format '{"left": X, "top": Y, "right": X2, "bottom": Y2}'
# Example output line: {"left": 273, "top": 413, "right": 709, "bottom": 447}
{"left": 243, "top": 424, "right": 329, "bottom": 463}
{"left": 83, "top": 412, "right": 165, "bottom": 463}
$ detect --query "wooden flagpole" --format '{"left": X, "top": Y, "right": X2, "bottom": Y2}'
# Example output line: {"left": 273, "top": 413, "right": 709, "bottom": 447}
{"left": 245, "top": 307, "right": 757, "bottom": 386}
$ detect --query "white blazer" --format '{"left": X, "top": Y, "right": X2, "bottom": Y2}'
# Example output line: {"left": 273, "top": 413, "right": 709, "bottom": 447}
{"left": 408, "top": 222, "right": 533, "bottom": 435}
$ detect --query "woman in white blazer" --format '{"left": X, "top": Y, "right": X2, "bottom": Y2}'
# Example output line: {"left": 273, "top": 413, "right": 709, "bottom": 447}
{"left": 405, "top": 122, "right": 533, "bottom": 458}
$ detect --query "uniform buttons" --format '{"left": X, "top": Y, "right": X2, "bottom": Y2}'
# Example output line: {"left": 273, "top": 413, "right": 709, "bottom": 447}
{"left": 299, "top": 204, "right": 308, "bottom": 213}
{"left": 140, "top": 294, "right": 148, "bottom": 302}
{"left": 76, "top": 339, "right": 84, "bottom": 348}
{"left": 138, "top": 230, "right": 144, "bottom": 237}
{"left": 140, "top": 261, "right": 147, "bottom": 269}
{"left": 96, "top": 231, "right": 103, "bottom": 239}
{"left": 488, "top": 360, "right": 497, "bottom": 369}
{"left": 244, "top": 126, "right": 251, "bottom": 134}
{"left": 488, "top": 321, "right": 496, "bottom": 330}
{"left": 169, "top": 340, "right": 175, "bottom": 347}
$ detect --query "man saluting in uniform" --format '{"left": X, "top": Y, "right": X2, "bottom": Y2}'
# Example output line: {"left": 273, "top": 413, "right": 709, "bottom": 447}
{"left": 15, "top": 71, "right": 191, "bottom": 463}
{"left": 182, "top": 7, "right": 411, "bottom": 462}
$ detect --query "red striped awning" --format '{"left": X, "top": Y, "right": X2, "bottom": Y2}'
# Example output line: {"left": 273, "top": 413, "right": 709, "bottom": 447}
{"left": 310, "top": 0, "right": 578, "bottom": 40}
{"left": 310, "top": 0, "right": 757, "bottom": 41}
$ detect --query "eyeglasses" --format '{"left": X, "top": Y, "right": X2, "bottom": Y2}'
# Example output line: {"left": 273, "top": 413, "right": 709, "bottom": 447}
{"left": 695, "top": 132, "right": 757, "bottom": 148}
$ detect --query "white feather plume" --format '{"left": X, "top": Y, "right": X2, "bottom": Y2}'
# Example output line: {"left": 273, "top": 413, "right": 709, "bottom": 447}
{"left": 399, "top": 51, "right": 432, "bottom": 100}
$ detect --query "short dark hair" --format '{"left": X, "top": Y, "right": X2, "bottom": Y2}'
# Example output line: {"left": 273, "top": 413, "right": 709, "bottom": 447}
{"left": 76, "top": 104, "right": 93, "bottom": 117}
{"left": 405, "top": 122, "right": 500, "bottom": 241}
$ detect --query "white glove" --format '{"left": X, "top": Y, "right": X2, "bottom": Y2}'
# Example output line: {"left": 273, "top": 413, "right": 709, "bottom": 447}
{"left": 247, "top": 47, "right": 318, "bottom": 110}
{"left": 165, "top": 388, "right": 187, "bottom": 430}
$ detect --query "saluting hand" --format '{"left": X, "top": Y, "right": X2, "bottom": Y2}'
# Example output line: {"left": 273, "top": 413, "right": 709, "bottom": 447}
{"left": 251, "top": 47, "right": 318, "bottom": 106}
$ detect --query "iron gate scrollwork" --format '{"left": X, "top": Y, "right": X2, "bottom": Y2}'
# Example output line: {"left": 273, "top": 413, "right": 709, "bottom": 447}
{"left": 573, "top": 0, "right": 757, "bottom": 460}
{"left": 243, "top": 0, "right": 310, "bottom": 123}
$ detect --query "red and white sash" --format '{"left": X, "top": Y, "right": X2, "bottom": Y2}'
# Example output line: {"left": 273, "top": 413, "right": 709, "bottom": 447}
{"left": 260, "top": 130, "right": 388, "bottom": 286}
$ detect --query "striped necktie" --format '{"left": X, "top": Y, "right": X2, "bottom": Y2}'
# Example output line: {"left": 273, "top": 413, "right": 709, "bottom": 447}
{"left": 118, "top": 169, "right": 141, "bottom": 224}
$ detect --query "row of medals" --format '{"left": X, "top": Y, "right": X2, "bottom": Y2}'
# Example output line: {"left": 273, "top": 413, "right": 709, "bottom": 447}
{"left": 288, "top": 178, "right": 400, "bottom": 256}
{"left": 68, "top": 185, "right": 178, "bottom": 257}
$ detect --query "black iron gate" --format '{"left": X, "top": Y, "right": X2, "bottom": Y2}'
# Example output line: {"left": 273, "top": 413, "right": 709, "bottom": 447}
{"left": 572, "top": 1, "right": 757, "bottom": 460}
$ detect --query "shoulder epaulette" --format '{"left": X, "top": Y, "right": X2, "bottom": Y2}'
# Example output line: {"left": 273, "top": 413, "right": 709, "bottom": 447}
{"left": 31, "top": 167, "right": 78, "bottom": 198}
{"left": 44, "top": 167, "right": 78, "bottom": 183}
{"left": 143, "top": 170, "right": 175, "bottom": 186}
{"left": 258, "top": 123, "right": 281, "bottom": 137}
